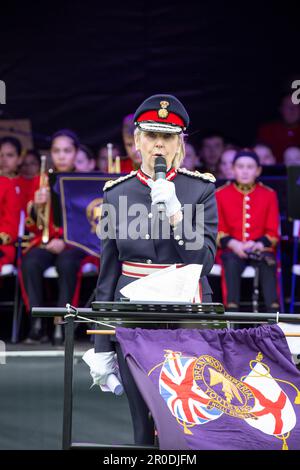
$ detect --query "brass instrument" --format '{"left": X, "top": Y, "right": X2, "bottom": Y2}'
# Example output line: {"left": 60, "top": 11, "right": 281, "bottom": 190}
{"left": 107, "top": 143, "right": 120, "bottom": 173}
{"left": 36, "top": 155, "right": 50, "bottom": 244}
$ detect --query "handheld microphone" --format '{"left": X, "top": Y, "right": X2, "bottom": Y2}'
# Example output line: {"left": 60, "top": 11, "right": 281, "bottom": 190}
{"left": 154, "top": 156, "right": 167, "bottom": 213}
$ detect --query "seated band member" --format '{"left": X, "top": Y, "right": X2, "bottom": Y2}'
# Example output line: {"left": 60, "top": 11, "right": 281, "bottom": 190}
{"left": 17, "top": 149, "right": 41, "bottom": 211}
{"left": 75, "top": 144, "right": 96, "bottom": 172}
{"left": 216, "top": 149, "right": 280, "bottom": 312}
{"left": 0, "top": 136, "right": 22, "bottom": 178}
{"left": 21, "top": 129, "right": 87, "bottom": 343}
{"left": 0, "top": 136, "right": 23, "bottom": 211}
{"left": 91, "top": 94, "right": 218, "bottom": 445}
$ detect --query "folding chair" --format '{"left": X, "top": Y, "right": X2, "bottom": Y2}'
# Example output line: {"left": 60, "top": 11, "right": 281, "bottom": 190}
{"left": 209, "top": 263, "right": 256, "bottom": 310}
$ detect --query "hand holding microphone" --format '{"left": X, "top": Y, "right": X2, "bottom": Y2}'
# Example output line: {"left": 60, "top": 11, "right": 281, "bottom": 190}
{"left": 148, "top": 156, "right": 181, "bottom": 217}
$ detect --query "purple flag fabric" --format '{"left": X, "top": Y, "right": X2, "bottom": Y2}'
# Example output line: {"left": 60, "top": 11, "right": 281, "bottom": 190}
{"left": 116, "top": 325, "right": 300, "bottom": 450}
{"left": 52, "top": 172, "right": 120, "bottom": 256}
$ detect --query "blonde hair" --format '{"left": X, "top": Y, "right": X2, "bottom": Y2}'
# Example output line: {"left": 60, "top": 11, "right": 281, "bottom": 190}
{"left": 134, "top": 128, "right": 186, "bottom": 169}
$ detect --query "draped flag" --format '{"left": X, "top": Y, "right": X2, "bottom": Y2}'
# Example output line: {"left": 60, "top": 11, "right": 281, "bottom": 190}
{"left": 116, "top": 325, "right": 300, "bottom": 450}
{"left": 52, "top": 172, "right": 119, "bottom": 257}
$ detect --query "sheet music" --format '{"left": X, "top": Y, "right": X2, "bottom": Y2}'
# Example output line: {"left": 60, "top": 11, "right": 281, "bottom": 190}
{"left": 120, "top": 264, "right": 203, "bottom": 302}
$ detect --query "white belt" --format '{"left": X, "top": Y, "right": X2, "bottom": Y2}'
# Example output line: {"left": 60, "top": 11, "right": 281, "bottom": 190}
{"left": 122, "top": 261, "right": 185, "bottom": 278}
{"left": 121, "top": 261, "right": 202, "bottom": 302}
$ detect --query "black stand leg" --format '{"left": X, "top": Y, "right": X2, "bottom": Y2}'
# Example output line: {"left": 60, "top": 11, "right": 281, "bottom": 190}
{"left": 62, "top": 311, "right": 75, "bottom": 450}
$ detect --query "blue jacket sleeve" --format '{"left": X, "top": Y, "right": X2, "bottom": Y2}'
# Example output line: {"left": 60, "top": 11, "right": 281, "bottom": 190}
{"left": 95, "top": 190, "right": 121, "bottom": 352}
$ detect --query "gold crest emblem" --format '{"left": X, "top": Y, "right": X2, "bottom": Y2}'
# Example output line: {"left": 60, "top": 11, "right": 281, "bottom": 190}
{"left": 158, "top": 100, "right": 170, "bottom": 119}
{"left": 86, "top": 198, "right": 103, "bottom": 233}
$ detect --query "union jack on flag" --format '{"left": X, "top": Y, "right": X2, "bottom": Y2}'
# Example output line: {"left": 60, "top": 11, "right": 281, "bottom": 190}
{"left": 159, "top": 351, "right": 223, "bottom": 425}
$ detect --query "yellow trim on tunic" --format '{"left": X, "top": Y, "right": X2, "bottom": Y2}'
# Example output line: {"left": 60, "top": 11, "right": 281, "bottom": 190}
{"left": 0, "top": 232, "right": 12, "bottom": 245}
{"left": 265, "top": 234, "right": 278, "bottom": 247}
{"left": 217, "top": 231, "right": 230, "bottom": 247}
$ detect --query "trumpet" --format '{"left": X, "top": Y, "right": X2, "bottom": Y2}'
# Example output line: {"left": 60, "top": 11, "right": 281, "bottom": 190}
{"left": 36, "top": 155, "right": 50, "bottom": 244}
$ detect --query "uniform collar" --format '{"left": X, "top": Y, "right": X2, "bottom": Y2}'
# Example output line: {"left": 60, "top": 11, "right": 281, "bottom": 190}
{"left": 233, "top": 181, "right": 256, "bottom": 194}
{"left": 5, "top": 173, "right": 17, "bottom": 179}
{"left": 136, "top": 166, "right": 177, "bottom": 186}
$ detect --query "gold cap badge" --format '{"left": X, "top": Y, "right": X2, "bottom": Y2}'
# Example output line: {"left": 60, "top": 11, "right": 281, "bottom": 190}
{"left": 158, "top": 100, "right": 169, "bottom": 119}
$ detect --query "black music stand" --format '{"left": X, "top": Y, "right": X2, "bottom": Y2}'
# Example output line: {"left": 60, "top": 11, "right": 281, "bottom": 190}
{"left": 32, "top": 303, "right": 300, "bottom": 450}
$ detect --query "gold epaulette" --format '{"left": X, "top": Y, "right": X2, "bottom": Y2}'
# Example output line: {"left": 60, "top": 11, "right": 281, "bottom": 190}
{"left": 177, "top": 167, "right": 216, "bottom": 183}
{"left": 103, "top": 171, "right": 138, "bottom": 191}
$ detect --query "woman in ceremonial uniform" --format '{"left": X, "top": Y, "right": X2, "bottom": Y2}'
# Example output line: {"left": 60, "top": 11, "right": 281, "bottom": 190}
{"left": 92, "top": 94, "right": 218, "bottom": 445}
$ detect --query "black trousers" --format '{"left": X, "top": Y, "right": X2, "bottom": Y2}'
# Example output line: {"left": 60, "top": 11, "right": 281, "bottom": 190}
{"left": 221, "top": 251, "right": 278, "bottom": 310}
{"left": 115, "top": 342, "right": 155, "bottom": 446}
{"left": 21, "top": 246, "right": 86, "bottom": 309}
{"left": 114, "top": 293, "right": 212, "bottom": 446}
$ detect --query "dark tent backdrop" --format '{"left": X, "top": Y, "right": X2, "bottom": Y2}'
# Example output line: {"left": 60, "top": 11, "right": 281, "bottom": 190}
{"left": 0, "top": 1, "right": 299, "bottom": 151}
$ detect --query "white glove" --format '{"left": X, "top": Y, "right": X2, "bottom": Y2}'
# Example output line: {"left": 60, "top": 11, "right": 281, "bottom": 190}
{"left": 82, "top": 349, "right": 119, "bottom": 386}
{"left": 148, "top": 179, "right": 181, "bottom": 217}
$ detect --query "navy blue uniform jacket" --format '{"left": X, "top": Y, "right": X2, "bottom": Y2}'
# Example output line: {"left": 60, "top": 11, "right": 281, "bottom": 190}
{"left": 95, "top": 168, "right": 218, "bottom": 352}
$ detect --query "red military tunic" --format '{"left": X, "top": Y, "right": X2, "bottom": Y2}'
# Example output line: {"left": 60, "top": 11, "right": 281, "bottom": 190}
{"left": 120, "top": 157, "right": 136, "bottom": 173}
{"left": 0, "top": 176, "right": 19, "bottom": 268}
{"left": 14, "top": 176, "right": 37, "bottom": 211}
{"left": 216, "top": 181, "right": 280, "bottom": 250}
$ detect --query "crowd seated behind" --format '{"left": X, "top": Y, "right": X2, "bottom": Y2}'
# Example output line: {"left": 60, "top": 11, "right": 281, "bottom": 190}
{"left": 216, "top": 145, "right": 239, "bottom": 180}
{"left": 75, "top": 144, "right": 96, "bottom": 172}
{"left": 1, "top": 97, "right": 300, "bottom": 344}
{"left": 198, "top": 131, "right": 225, "bottom": 174}
{"left": 253, "top": 143, "right": 276, "bottom": 166}
{"left": 180, "top": 142, "right": 200, "bottom": 170}
{"left": 283, "top": 145, "right": 300, "bottom": 166}
{"left": 0, "top": 136, "right": 23, "bottom": 178}
{"left": 257, "top": 94, "right": 300, "bottom": 163}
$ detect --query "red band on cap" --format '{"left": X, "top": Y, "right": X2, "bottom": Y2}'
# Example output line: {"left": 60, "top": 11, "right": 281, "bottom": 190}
{"left": 137, "top": 110, "right": 184, "bottom": 127}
